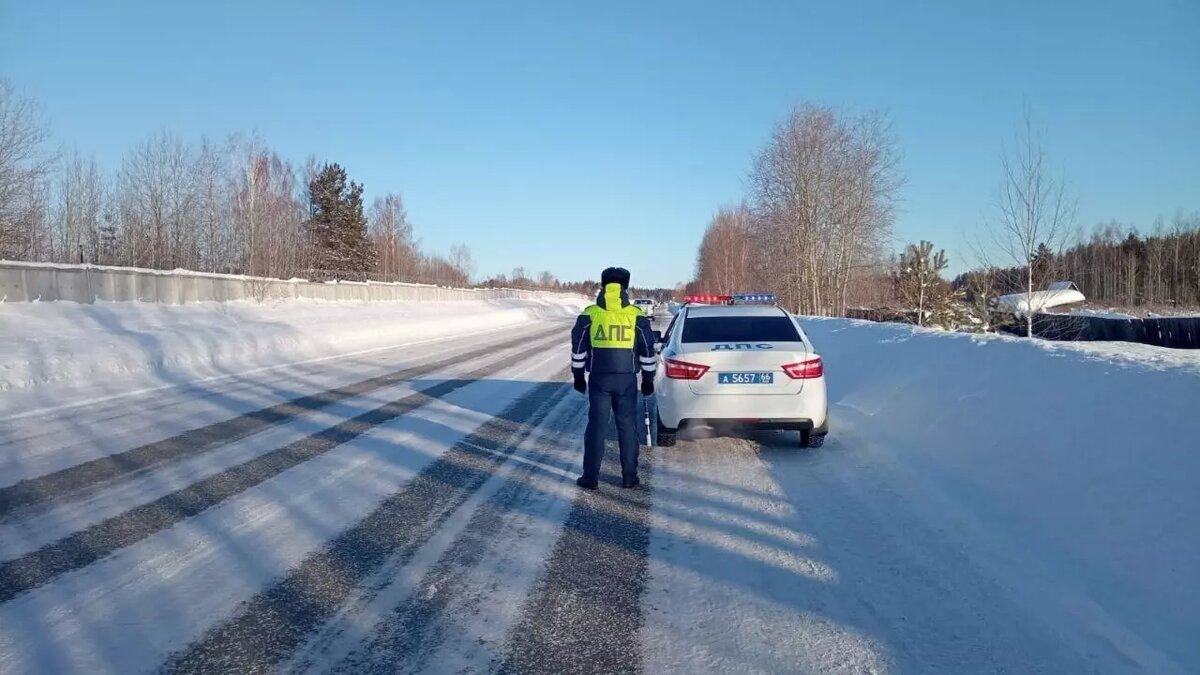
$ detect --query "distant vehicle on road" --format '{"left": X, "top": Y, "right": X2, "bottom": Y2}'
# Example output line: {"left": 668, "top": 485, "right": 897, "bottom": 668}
{"left": 652, "top": 293, "right": 828, "bottom": 448}
{"left": 631, "top": 298, "right": 657, "bottom": 314}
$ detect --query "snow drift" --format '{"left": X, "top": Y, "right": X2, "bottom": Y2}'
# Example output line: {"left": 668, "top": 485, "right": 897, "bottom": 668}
{"left": 0, "top": 297, "right": 587, "bottom": 417}
{"left": 800, "top": 317, "right": 1200, "bottom": 670}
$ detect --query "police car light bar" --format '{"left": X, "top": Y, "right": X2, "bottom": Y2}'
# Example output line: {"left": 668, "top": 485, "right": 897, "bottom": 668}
{"left": 732, "top": 293, "right": 777, "bottom": 304}
{"left": 683, "top": 294, "right": 733, "bottom": 305}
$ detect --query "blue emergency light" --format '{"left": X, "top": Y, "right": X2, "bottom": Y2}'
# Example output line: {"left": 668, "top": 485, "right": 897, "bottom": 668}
{"left": 732, "top": 293, "right": 777, "bottom": 304}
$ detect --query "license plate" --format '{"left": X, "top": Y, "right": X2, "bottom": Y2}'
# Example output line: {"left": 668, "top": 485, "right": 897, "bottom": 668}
{"left": 718, "top": 371, "right": 774, "bottom": 385}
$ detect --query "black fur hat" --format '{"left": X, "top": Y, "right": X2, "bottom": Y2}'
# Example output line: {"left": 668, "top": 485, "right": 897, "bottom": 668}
{"left": 600, "top": 267, "right": 631, "bottom": 289}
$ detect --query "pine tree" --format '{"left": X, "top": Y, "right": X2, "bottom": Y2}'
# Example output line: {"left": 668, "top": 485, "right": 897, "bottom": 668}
{"left": 306, "top": 163, "right": 373, "bottom": 279}
{"left": 98, "top": 211, "right": 119, "bottom": 265}
{"left": 893, "top": 240, "right": 958, "bottom": 328}
{"left": 1030, "top": 242, "right": 1055, "bottom": 281}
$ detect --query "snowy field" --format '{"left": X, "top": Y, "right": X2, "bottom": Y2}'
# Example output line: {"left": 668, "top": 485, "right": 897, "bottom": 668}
{"left": 1, "top": 302, "right": 1197, "bottom": 674}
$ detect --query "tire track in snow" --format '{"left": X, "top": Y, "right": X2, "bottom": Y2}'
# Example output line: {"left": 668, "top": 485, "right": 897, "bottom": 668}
{"left": 637, "top": 433, "right": 890, "bottom": 675}
{"left": 0, "top": 333, "right": 566, "bottom": 605}
{"left": 499, "top": 437, "right": 654, "bottom": 675}
{"left": 158, "top": 371, "right": 571, "bottom": 675}
{"left": 298, "top": 396, "right": 588, "bottom": 675}
{"left": 0, "top": 327, "right": 563, "bottom": 521}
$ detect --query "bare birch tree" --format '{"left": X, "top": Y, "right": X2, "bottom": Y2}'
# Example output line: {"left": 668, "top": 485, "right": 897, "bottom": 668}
{"left": 53, "top": 151, "right": 106, "bottom": 263}
{"left": 368, "top": 193, "right": 415, "bottom": 281}
{"left": 747, "top": 104, "right": 901, "bottom": 315}
{"left": 232, "top": 142, "right": 305, "bottom": 278}
{"left": 192, "top": 137, "right": 235, "bottom": 273}
{"left": 985, "top": 110, "right": 1077, "bottom": 336}
{"left": 118, "top": 131, "right": 199, "bottom": 269}
{"left": 449, "top": 243, "right": 474, "bottom": 281}
{"left": 0, "top": 79, "right": 55, "bottom": 260}
{"left": 695, "top": 204, "right": 752, "bottom": 294}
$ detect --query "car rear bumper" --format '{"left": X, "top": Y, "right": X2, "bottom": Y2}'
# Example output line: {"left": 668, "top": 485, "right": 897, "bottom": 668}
{"left": 656, "top": 382, "right": 828, "bottom": 431}
{"left": 679, "top": 417, "right": 823, "bottom": 432}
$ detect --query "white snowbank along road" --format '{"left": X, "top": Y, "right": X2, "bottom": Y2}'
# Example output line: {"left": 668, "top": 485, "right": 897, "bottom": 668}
{"left": 0, "top": 297, "right": 581, "bottom": 418}
{"left": 1, "top": 299, "right": 1198, "bottom": 674}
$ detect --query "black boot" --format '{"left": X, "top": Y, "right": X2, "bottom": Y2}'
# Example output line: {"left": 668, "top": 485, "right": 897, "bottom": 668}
{"left": 621, "top": 475, "right": 640, "bottom": 489}
{"left": 576, "top": 476, "right": 598, "bottom": 490}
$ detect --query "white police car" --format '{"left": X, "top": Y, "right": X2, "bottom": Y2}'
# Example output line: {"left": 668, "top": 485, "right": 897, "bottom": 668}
{"left": 652, "top": 294, "right": 828, "bottom": 448}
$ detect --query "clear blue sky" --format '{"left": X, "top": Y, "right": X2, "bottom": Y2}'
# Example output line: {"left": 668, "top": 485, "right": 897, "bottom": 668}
{"left": 2, "top": 0, "right": 1197, "bottom": 286}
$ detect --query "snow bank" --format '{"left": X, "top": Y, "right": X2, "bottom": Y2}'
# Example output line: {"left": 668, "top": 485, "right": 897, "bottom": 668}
{"left": 0, "top": 297, "right": 587, "bottom": 416}
{"left": 1064, "top": 307, "right": 1139, "bottom": 320}
{"left": 801, "top": 317, "right": 1200, "bottom": 669}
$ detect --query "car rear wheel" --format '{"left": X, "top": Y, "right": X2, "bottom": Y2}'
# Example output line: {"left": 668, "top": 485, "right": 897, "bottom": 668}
{"left": 801, "top": 430, "right": 825, "bottom": 448}
{"left": 656, "top": 416, "right": 677, "bottom": 447}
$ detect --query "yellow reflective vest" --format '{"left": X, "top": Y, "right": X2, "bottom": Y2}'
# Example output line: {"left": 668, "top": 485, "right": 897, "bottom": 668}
{"left": 571, "top": 283, "right": 656, "bottom": 376}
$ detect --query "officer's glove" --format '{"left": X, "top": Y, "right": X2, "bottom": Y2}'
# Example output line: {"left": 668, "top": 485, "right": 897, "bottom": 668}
{"left": 641, "top": 378, "right": 654, "bottom": 396}
{"left": 573, "top": 372, "right": 587, "bottom": 394}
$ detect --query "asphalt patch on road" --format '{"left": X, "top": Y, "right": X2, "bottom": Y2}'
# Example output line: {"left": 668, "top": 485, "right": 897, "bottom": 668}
{"left": 0, "top": 327, "right": 564, "bottom": 521}
{"left": 499, "top": 436, "right": 654, "bottom": 675}
{"left": 158, "top": 372, "right": 571, "bottom": 675}
{"left": 0, "top": 335, "right": 565, "bottom": 606}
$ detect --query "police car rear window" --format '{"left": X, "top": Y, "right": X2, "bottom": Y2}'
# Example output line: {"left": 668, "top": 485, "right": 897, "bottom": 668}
{"left": 681, "top": 316, "right": 800, "bottom": 343}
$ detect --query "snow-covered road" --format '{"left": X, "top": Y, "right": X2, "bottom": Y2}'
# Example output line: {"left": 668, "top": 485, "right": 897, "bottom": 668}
{"left": 646, "top": 431, "right": 1091, "bottom": 674}
{"left": 1, "top": 301, "right": 1197, "bottom": 674}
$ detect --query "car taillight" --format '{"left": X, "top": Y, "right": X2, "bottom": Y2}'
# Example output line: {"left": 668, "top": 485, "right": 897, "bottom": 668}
{"left": 782, "top": 358, "right": 823, "bottom": 379}
{"left": 664, "top": 358, "right": 710, "bottom": 380}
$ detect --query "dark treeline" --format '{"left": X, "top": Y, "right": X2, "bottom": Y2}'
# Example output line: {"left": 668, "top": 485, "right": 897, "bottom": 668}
{"left": 954, "top": 213, "right": 1200, "bottom": 309}
{"left": 477, "top": 269, "right": 596, "bottom": 294}
{"left": 0, "top": 80, "right": 570, "bottom": 291}
{"left": 475, "top": 269, "right": 673, "bottom": 303}
{"left": 630, "top": 288, "right": 677, "bottom": 303}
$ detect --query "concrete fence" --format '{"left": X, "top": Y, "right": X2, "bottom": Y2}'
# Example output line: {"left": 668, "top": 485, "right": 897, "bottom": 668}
{"left": 0, "top": 261, "right": 585, "bottom": 305}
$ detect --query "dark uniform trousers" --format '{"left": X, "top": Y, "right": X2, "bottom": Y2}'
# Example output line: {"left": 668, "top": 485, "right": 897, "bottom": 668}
{"left": 582, "top": 372, "right": 641, "bottom": 482}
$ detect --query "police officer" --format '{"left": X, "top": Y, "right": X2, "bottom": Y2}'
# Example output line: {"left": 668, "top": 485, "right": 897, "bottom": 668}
{"left": 570, "top": 267, "right": 657, "bottom": 489}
